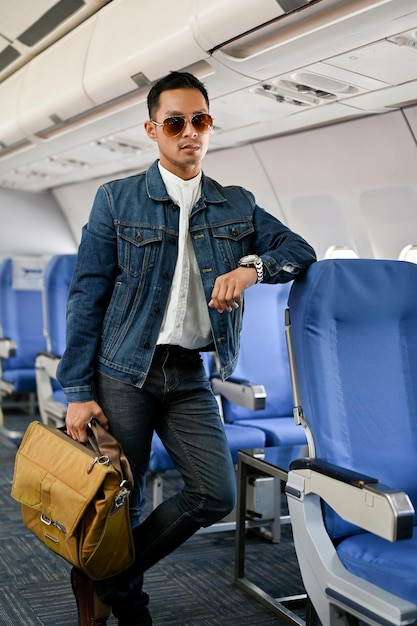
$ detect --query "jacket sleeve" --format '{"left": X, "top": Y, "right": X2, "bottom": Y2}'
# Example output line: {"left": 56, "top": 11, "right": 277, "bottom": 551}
{"left": 252, "top": 201, "right": 317, "bottom": 283}
{"left": 57, "top": 185, "right": 118, "bottom": 402}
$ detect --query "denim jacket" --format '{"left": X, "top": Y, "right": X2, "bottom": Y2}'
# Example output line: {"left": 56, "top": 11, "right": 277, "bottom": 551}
{"left": 57, "top": 160, "right": 316, "bottom": 402}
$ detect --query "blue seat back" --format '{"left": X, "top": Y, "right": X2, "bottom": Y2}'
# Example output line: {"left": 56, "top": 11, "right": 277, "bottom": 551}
{"left": 43, "top": 254, "right": 77, "bottom": 356}
{"left": 222, "top": 282, "right": 293, "bottom": 422}
{"left": 0, "top": 257, "right": 46, "bottom": 380}
{"left": 288, "top": 259, "right": 417, "bottom": 538}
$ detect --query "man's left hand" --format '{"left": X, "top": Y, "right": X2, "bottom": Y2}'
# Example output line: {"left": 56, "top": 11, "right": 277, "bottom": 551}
{"left": 208, "top": 266, "right": 257, "bottom": 313}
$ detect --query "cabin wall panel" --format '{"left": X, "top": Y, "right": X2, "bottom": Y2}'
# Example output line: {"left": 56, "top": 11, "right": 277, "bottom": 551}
{"left": 0, "top": 187, "right": 76, "bottom": 256}
{"left": 203, "top": 145, "right": 284, "bottom": 221}
{"left": 253, "top": 109, "right": 417, "bottom": 259}
{"left": 52, "top": 174, "right": 121, "bottom": 243}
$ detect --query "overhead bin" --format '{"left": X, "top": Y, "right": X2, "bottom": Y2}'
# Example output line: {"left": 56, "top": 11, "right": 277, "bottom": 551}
{"left": 83, "top": 0, "right": 209, "bottom": 105}
{"left": 0, "top": 0, "right": 112, "bottom": 84}
{"left": 211, "top": 0, "right": 417, "bottom": 81}
{"left": 189, "top": 0, "right": 295, "bottom": 51}
{"left": 0, "top": 69, "right": 29, "bottom": 149}
{"left": 17, "top": 19, "right": 97, "bottom": 136}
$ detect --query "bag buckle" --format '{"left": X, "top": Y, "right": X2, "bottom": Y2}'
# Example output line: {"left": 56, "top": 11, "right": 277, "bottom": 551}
{"left": 113, "top": 485, "right": 130, "bottom": 511}
{"left": 40, "top": 513, "right": 66, "bottom": 534}
{"left": 87, "top": 455, "right": 110, "bottom": 474}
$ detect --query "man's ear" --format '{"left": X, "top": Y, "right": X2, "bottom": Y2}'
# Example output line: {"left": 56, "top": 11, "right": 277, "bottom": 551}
{"left": 144, "top": 120, "right": 157, "bottom": 141}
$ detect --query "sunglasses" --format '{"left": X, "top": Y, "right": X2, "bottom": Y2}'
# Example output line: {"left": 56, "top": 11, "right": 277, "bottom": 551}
{"left": 151, "top": 113, "right": 214, "bottom": 137}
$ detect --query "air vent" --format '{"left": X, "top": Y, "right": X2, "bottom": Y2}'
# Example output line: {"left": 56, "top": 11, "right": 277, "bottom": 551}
{"left": 280, "top": 80, "right": 336, "bottom": 100}
{"left": 292, "top": 72, "right": 361, "bottom": 95}
{"left": 95, "top": 137, "right": 143, "bottom": 156}
{"left": 18, "top": 0, "right": 85, "bottom": 47}
{"left": 391, "top": 29, "right": 417, "bottom": 51}
{"left": 12, "top": 168, "right": 49, "bottom": 181}
{"left": 48, "top": 156, "right": 88, "bottom": 170}
{"left": 252, "top": 83, "right": 317, "bottom": 107}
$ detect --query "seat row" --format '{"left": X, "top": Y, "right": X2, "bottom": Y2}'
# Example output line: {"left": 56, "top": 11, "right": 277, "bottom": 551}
{"left": 0, "top": 254, "right": 304, "bottom": 535}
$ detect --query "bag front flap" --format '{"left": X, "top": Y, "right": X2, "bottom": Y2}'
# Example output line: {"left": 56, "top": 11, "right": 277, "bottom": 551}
{"left": 11, "top": 421, "right": 117, "bottom": 536}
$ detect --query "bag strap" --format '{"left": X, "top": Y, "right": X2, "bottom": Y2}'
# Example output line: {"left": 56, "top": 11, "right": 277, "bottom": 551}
{"left": 87, "top": 419, "right": 134, "bottom": 490}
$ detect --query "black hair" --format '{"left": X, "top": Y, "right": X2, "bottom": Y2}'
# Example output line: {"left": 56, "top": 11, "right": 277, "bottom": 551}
{"left": 147, "top": 71, "right": 210, "bottom": 118}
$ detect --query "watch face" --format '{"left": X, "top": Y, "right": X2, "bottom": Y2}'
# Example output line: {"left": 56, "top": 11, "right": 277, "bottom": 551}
{"left": 240, "top": 255, "right": 259, "bottom": 264}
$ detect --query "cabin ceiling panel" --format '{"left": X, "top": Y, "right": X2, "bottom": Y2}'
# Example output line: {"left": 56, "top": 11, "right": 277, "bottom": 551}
{"left": 338, "top": 81, "right": 417, "bottom": 113}
{"left": 209, "top": 98, "right": 362, "bottom": 148}
{"left": 325, "top": 39, "right": 417, "bottom": 85}
{"left": 1, "top": 0, "right": 417, "bottom": 192}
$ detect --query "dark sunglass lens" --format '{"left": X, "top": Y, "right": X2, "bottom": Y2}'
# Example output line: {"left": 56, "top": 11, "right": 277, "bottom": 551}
{"left": 193, "top": 114, "right": 213, "bottom": 132}
{"left": 164, "top": 117, "right": 185, "bottom": 136}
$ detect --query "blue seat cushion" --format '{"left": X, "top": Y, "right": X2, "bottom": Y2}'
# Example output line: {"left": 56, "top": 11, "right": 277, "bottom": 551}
{"left": 224, "top": 423, "right": 265, "bottom": 464}
{"left": 149, "top": 434, "right": 174, "bottom": 473}
{"left": 336, "top": 529, "right": 417, "bottom": 604}
{"left": 53, "top": 388, "right": 68, "bottom": 405}
{"left": 150, "top": 424, "right": 266, "bottom": 473}
{"left": 3, "top": 369, "right": 37, "bottom": 392}
{"left": 233, "top": 417, "right": 306, "bottom": 446}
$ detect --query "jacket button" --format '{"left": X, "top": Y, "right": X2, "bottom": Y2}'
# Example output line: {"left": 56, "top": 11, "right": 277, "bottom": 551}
{"left": 163, "top": 272, "right": 169, "bottom": 279}
{"left": 154, "top": 307, "right": 160, "bottom": 313}
{"left": 131, "top": 376, "right": 138, "bottom": 383}
{"left": 169, "top": 238, "right": 175, "bottom": 244}
{"left": 144, "top": 342, "right": 150, "bottom": 349}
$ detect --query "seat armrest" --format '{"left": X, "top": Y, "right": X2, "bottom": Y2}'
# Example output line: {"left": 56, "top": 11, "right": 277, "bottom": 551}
{"left": 286, "top": 457, "right": 415, "bottom": 542}
{"left": 35, "top": 353, "right": 67, "bottom": 426}
{"left": 35, "top": 352, "right": 60, "bottom": 379}
{"left": 0, "top": 337, "right": 17, "bottom": 358}
{"left": 210, "top": 376, "right": 266, "bottom": 410}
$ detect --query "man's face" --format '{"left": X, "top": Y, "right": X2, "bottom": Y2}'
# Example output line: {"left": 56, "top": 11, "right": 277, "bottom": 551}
{"left": 144, "top": 88, "right": 211, "bottom": 180}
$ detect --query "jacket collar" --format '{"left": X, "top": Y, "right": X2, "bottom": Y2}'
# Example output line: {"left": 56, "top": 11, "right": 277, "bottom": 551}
{"left": 145, "top": 160, "right": 226, "bottom": 204}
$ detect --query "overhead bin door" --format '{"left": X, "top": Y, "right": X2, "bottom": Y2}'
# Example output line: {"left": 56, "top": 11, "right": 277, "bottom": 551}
{"left": 17, "top": 19, "right": 97, "bottom": 136}
{"left": 84, "top": 0, "right": 209, "bottom": 105}
{"left": 189, "top": 0, "right": 290, "bottom": 51}
{"left": 0, "top": 70, "right": 29, "bottom": 149}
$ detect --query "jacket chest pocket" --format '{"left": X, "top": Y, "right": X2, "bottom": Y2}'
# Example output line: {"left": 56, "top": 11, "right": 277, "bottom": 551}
{"left": 212, "top": 220, "right": 254, "bottom": 268}
{"left": 118, "top": 226, "right": 162, "bottom": 276}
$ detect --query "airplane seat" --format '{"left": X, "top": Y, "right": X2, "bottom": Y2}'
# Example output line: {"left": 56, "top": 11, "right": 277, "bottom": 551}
{"left": 0, "top": 256, "right": 48, "bottom": 440}
{"left": 35, "top": 254, "right": 77, "bottom": 426}
{"left": 214, "top": 282, "right": 306, "bottom": 446}
{"left": 285, "top": 259, "right": 417, "bottom": 626}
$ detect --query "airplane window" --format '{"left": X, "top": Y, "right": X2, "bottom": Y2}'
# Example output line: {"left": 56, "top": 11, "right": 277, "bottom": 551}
{"left": 398, "top": 245, "right": 417, "bottom": 263}
{"left": 325, "top": 245, "right": 358, "bottom": 259}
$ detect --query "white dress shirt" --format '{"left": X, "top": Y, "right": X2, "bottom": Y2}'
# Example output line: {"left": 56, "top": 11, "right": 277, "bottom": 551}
{"left": 157, "top": 163, "right": 212, "bottom": 349}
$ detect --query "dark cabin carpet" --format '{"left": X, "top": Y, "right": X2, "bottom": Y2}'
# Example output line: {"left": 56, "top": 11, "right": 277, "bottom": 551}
{"left": 0, "top": 413, "right": 306, "bottom": 625}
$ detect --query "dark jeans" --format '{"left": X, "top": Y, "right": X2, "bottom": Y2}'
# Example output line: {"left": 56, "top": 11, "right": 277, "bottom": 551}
{"left": 95, "top": 346, "right": 236, "bottom": 620}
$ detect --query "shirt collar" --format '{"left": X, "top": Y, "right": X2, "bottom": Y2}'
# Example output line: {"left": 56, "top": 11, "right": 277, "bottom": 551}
{"left": 158, "top": 162, "right": 202, "bottom": 192}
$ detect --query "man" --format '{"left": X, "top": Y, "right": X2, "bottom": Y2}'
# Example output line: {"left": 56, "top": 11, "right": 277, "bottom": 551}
{"left": 57, "top": 71, "right": 316, "bottom": 625}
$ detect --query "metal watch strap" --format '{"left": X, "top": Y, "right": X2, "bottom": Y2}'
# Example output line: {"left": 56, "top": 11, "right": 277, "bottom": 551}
{"left": 254, "top": 257, "right": 264, "bottom": 283}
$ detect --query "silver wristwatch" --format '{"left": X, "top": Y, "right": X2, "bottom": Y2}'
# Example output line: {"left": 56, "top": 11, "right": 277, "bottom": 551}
{"left": 238, "top": 255, "right": 264, "bottom": 283}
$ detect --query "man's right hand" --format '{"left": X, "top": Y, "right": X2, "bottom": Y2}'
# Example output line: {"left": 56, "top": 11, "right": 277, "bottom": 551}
{"left": 65, "top": 400, "right": 109, "bottom": 442}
